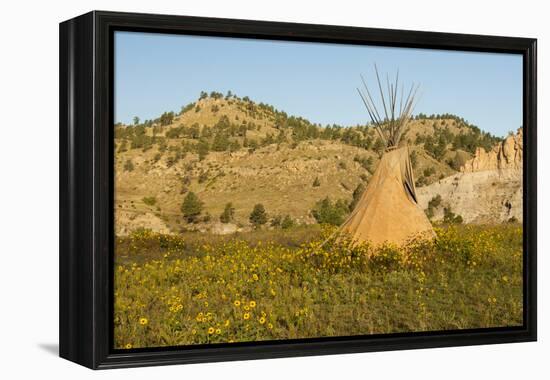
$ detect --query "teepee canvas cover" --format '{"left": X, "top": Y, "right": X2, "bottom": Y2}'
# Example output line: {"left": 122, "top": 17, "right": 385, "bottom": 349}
{"left": 337, "top": 66, "right": 435, "bottom": 246}
{"left": 340, "top": 146, "right": 435, "bottom": 246}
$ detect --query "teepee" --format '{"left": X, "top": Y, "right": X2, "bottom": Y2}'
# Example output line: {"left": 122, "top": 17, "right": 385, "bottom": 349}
{"left": 339, "top": 66, "right": 435, "bottom": 246}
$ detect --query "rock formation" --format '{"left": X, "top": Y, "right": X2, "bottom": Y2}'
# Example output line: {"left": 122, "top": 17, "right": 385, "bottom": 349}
{"left": 461, "top": 128, "right": 523, "bottom": 172}
{"left": 417, "top": 128, "right": 523, "bottom": 224}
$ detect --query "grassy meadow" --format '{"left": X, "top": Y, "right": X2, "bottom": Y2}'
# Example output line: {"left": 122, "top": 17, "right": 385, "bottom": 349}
{"left": 114, "top": 224, "right": 523, "bottom": 349}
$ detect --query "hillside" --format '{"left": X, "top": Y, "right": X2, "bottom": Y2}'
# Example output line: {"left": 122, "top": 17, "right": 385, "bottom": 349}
{"left": 114, "top": 91, "right": 503, "bottom": 235}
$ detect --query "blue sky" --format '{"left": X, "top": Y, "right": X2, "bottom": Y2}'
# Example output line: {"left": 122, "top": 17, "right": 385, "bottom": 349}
{"left": 115, "top": 31, "right": 522, "bottom": 137}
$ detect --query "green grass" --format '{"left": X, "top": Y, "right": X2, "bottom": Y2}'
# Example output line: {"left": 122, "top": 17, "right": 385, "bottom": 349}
{"left": 114, "top": 224, "right": 523, "bottom": 349}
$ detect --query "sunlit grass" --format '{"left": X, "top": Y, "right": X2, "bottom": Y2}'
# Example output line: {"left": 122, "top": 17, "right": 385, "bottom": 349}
{"left": 114, "top": 224, "right": 523, "bottom": 349}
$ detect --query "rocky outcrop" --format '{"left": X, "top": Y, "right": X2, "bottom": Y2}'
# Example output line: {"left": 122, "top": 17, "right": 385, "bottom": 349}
{"left": 115, "top": 210, "right": 172, "bottom": 236}
{"left": 461, "top": 128, "right": 523, "bottom": 172}
{"left": 417, "top": 129, "right": 523, "bottom": 224}
{"left": 417, "top": 170, "right": 522, "bottom": 223}
{"left": 208, "top": 222, "right": 240, "bottom": 235}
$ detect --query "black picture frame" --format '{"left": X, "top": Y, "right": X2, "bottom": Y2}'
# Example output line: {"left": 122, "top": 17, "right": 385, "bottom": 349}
{"left": 59, "top": 10, "right": 537, "bottom": 370}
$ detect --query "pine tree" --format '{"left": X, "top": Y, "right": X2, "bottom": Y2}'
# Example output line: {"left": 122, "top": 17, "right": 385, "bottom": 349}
{"left": 249, "top": 204, "right": 267, "bottom": 227}
{"left": 281, "top": 215, "right": 294, "bottom": 229}
{"left": 270, "top": 215, "right": 282, "bottom": 227}
{"left": 211, "top": 133, "right": 230, "bottom": 151}
{"left": 123, "top": 159, "right": 134, "bottom": 172}
{"left": 349, "top": 183, "right": 366, "bottom": 212}
{"left": 220, "top": 202, "right": 235, "bottom": 223}
{"left": 311, "top": 197, "right": 348, "bottom": 225}
{"left": 181, "top": 192, "right": 203, "bottom": 223}
{"left": 197, "top": 140, "right": 209, "bottom": 161}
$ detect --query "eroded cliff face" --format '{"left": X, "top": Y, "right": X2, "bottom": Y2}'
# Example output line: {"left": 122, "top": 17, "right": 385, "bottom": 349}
{"left": 461, "top": 128, "right": 523, "bottom": 173}
{"left": 417, "top": 129, "right": 523, "bottom": 224}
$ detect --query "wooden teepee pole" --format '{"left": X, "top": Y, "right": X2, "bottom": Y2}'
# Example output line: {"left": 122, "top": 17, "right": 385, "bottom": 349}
{"left": 357, "top": 66, "right": 420, "bottom": 149}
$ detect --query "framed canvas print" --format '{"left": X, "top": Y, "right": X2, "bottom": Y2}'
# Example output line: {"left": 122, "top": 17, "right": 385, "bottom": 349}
{"left": 59, "top": 11, "right": 537, "bottom": 369}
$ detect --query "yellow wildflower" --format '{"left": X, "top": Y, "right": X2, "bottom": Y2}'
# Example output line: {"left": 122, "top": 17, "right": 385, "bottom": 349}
{"left": 243, "top": 313, "right": 250, "bottom": 320}
{"left": 208, "top": 327, "right": 215, "bottom": 334}
{"left": 139, "top": 317, "right": 148, "bottom": 326}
